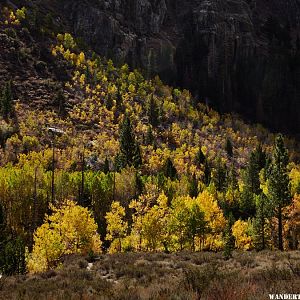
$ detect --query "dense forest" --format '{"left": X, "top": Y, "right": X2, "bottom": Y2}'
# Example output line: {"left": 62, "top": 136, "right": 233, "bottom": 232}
{"left": 0, "top": 4, "right": 300, "bottom": 284}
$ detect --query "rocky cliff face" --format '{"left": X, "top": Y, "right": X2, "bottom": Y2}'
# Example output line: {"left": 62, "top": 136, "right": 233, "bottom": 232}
{"left": 17, "top": 0, "right": 300, "bottom": 135}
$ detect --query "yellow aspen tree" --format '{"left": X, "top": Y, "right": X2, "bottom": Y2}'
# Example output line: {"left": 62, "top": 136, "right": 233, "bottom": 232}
{"left": 105, "top": 201, "right": 128, "bottom": 253}
{"left": 196, "top": 190, "right": 226, "bottom": 250}
{"left": 27, "top": 200, "right": 101, "bottom": 273}
{"left": 232, "top": 219, "right": 253, "bottom": 250}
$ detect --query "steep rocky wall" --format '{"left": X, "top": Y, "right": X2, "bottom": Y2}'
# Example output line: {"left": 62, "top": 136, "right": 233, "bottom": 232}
{"left": 19, "top": 0, "right": 300, "bottom": 135}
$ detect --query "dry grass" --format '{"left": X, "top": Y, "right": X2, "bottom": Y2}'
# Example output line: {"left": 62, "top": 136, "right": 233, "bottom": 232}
{"left": 0, "top": 251, "right": 300, "bottom": 300}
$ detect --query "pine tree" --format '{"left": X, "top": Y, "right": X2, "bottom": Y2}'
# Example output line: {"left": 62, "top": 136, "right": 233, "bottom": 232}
{"left": 223, "top": 213, "right": 235, "bottom": 260}
{"left": 116, "top": 115, "right": 142, "bottom": 170}
{"left": 245, "top": 144, "right": 266, "bottom": 195}
{"left": 195, "top": 148, "right": 206, "bottom": 166}
{"left": 145, "top": 126, "right": 154, "bottom": 146}
{"left": 162, "top": 157, "right": 177, "bottom": 180}
{"left": 253, "top": 194, "right": 271, "bottom": 251}
{"left": 240, "top": 145, "right": 267, "bottom": 220}
{"left": 203, "top": 159, "right": 211, "bottom": 185}
{"left": 55, "top": 90, "right": 66, "bottom": 117}
{"left": 240, "top": 188, "right": 256, "bottom": 219}
{"left": 189, "top": 173, "right": 198, "bottom": 198}
{"left": 103, "top": 157, "right": 110, "bottom": 174}
{"left": 268, "top": 134, "right": 291, "bottom": 251}
{"left": 135, "top": 172, "right": 144, "bottom": 198}
{"left": 212, "top": 156, "right": 227, "bottom": 191}
{"left": 106, "top": 94, "right": 113, "bottom": 110}
{"left": 227, "top": 164, "right": 238, "bottom": 191}
{"left": 1, "top": 236, "right": 26, "bottom": 276}
{"left": 1, "top": 81, "right": 13, "bottom": 119}
{"left": 0, "top": 206, "right": 26, "bottom": 276}
{"left": 147, "top": 95, "right": 160, "bottom": 127}
{"left": 225, "top": 138, "right": 233, "bottom": 158}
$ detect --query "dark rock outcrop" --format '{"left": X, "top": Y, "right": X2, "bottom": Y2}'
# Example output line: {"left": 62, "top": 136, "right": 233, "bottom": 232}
{"left": 20, "top": 0, "right": 300, "bottom": 135}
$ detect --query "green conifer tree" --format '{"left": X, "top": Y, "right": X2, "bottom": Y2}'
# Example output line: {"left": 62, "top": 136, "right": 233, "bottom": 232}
{"left": 162, "top": 157, "right": 177, "bottom": 180}
{"left": 189, "top": 173, "right": 198, "bottom": 198}
{"left": 195, "top": 148, "right": 206, "bottom": 167}
{"left": 225, "top": 138, "right": 233, "bottom": 158}
{"left": 203, "top": 159, "right": 211, "bottom": 185}
{"left": 145, "top": 126, "right": 154, "bottom": 146}
{"left": 245, "top": 144, "right": 267, "bottom": 195}
{"left": 1, "top": 236, "right": 26, "bottom": 275}
{"left": 1, "top": 81, "right": 13, "bottom": 119}
{"left": 223, "top": 213, "right": 235, "bottom": 260}
{"left": 212, "top": 156, "right": 227, "bottom": 191}
{"left": 115, "top": 115, "right": 142, "bottom": 170}
{"left": 147, "top": 95, "right": 159, "bottom": 127}
{"left": 103, "top": 157, "right": 110, "bottom": 174}
{"left": 268, "top": 134, "right": 291, "bottom": 251}
{"left": 253, "top": 194, "right": 271, "bottom": 251}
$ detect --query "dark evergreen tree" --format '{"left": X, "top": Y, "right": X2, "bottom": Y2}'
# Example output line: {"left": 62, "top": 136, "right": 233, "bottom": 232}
{"left": 115, "top": 115, "right": 142, "bottom": 170}
{"left": 223, "top": 213, "right": 235, "bottom": 260}
{"left": 135, "top": 172, "right": 144, "bottom": 198}
{"left": 225, "top": 138, "right": 233, "bottom": 158}
{"left": 147, "top": 95, "right": 159, "bottom": 127}
{"left": 244, "top": 144, "right": 267, "bottom": 195}
{"left": 145, "top": 126, "right": 154, "bottom": 146}
{"left": 116, "top": 89, "right": 123, "bottom": 111}
{"left": 240, "top": 188, "right": 256, "bottom": 219}
{"left": 162, "top": 157, "right": 177, "bottom": 180}
{"left": 212, "top": 156, "right": 227, "bottom": 191}
{"left": 195, "top": 148, "right": 206, "bottom": 166}
{"left": 253, "top": 194, "right": 271, "bottom": 251}
{"left": 0, "top": 204, "right": 25, "bottom": 276}
{"left": 0, "top": 235, "right": 26, "bottom": 276}
{"left": 189, "top": 173, "right": 198, "bottom": 198}
{"left": 268, "top": 134, "right": 291, "bottom": 251}
{"left": 133, "top": 142, "right": 142, "bottom": 169}
{"left": 106, "top": 94, "right": 113, "bottom": 110}
{"left": 55, "top": 90, "right": 66, "bottom": 117}
{"left": 203, "top": 159, "right": 211, "bottom": 185}
{"left": 0, "top": 81, "right": 13, "bottom": 119}
{"left": 240, "top": 144, "right": 267, "bottom": 220}
{"left": 227, "top": 164, "right": 238, "bottom": 191}
{"left": 103, "top": 157, "right": 110, "bottom": 174}
{"left": 219, "top": 165, "right": 240, "bottom": 219}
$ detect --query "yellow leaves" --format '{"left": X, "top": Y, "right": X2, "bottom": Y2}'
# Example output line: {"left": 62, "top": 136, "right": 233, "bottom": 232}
{"left": 27, "top": 200, "right": 102, "bottom": 273}
{"left": 128, "top": 84, "right": 136, "bottom": 93}
{"left": 56, "top": 33, "right": 76, "bottom": 49}
{"left": 2, "top": 7, "right": 26, "bottom": 26}
{"left": 108, "top": 83, "right": 117, "bottom": 95}
{"left": 27, "top": 223, "right": 64, "bottom": 273}
{"left": 289, "top": 166, "right": 300, "bottom": 195}
{"left": 16, "top": 7, "right": 26, "bottom": 21}
{"left": 77, "top": 52, "right": 86, "bottom": 66}
{"left": 79, "top": 74, "right": 86, "bottom": 86}
{"left": 128, "top": 72, "right": 136, "bottom": 84}
{"left": 130, "top": 190, "right": 170, "bottom": 251}
{"left": 232, "top": 220, "right": 253, "bottom": 250}
{"left": 196, "top": 190, "right": 226, "bottom": 250}
{"left": 105, "top": 202, "right": 128, "bottom": 252}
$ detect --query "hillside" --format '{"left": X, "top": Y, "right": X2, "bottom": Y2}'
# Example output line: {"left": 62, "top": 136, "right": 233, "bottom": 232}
{"left": 5, "top": 0, "right": 300, "bottom": 135}
{"left": 0, "top": 2, "right": 300, "bottom": 295}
